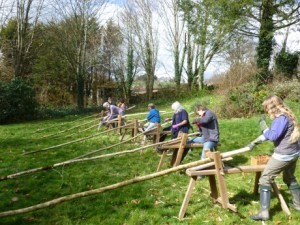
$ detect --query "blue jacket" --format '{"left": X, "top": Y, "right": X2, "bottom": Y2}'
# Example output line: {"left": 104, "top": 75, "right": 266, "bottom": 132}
{"left": 147, "top": 109, "right": 161, "bottom": 123}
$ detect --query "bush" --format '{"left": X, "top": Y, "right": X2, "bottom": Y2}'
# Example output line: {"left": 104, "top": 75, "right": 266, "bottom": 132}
{"left": 0, "top": 78, "right": 38, "bottom": 124}
{"left": 275, "top": 50, "right": 299, "bottom": 79}
{"left": 217, "top": 80, "right": 300, "bottom": 118}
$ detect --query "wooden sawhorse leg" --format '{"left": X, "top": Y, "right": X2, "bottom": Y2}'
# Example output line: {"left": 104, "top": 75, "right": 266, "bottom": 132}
{"left": 178, "top": 176, "right": 197, "bottom": 220}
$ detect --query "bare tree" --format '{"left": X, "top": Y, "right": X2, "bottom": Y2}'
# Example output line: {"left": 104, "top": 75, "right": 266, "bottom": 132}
{"left": 0, "top": 0, "right": 45, "bottom": 78}
{"left": 124, "top": 0, "right": 159, "bottom": 100}
{"left": 115, "top": 9, "right": 140, "bottom": 101}
{"left": 181, "top": 0, "right": 249, "bottom": 90}
{"left": 0, "top": 0, "right": 15, "bottom": 28}
{"left": 158, "top": 0, "right": 187, "bottom": 94}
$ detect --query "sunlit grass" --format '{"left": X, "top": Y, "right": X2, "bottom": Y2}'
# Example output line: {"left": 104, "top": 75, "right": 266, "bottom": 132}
{"left": 1, "top": 98, "right": 300, "bottom": 225}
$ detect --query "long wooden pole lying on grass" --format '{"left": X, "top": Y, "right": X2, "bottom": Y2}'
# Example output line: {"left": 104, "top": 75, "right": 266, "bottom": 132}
{"left": 64, "top": 111, "right": 170, "bottom": 138}
{"left": 71, "top": 127, "right": 192, "bottom": 160}
{"left": 35, "top": 113, "right": 100, "bottom": 133}
{"left": 0, "top": 136, "right": 184, "bottom": 182}
{"left": 63, "top": 116, "right": 122, "bottom": 138}
{"left": 63, "top": 108, "right": 149, "bottom": 137}
{"left": 2, "top": 132, "right": 198, "bottom": 182}
{"left": 0, "top": 146, "right": 251, "bottom": 217}
{"left": 40, "top": 117, "right": 102, "bottom": 139}
{"left": 71, "top": 132, "right": 144, "bottom": 160}
{"left": 23, "top": 125, "right": 120, "bottom": 155}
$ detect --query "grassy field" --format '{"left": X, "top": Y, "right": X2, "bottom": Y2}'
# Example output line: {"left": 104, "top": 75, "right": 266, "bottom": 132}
{"left": 1, "top": 97, "right": 300, "bottom": 225}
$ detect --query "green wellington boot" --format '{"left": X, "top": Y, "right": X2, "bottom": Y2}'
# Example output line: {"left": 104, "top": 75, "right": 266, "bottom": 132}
{"left": 251, "top": 186, "right": 271, "bottom": 221}
{"left": 289, "top": 182, "right": 300, "bottom": 211}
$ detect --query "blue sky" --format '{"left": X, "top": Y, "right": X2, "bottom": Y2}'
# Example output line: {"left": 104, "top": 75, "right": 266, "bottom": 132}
{"left": 111, "top": 0, "right": 124, "bottom": 5}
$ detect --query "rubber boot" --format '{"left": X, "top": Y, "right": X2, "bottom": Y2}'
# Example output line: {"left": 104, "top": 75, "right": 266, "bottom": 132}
{"left": 289, "top": 182, "right": 300, "bottom": 211}
{"left": 251, "top": 186, "right": 271, "bottom": 221}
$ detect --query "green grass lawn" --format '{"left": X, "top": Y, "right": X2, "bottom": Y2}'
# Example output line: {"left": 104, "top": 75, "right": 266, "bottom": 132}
{"left": 1, "top": 98, "right": 300, "bottom": 225}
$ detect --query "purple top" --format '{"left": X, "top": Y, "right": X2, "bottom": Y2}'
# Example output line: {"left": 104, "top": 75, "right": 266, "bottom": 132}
{"left": 105, "top": 105, "right": 121, "bottom": 121}
{"left": 264, "top": 115, "right": 299, "bottom": 156}
{"left": 263, "top": 115, "right": 288, "bottom": 141}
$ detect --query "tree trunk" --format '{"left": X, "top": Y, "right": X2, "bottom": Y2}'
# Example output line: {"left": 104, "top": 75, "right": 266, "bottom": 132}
{"left": 256, "top": 0, "right": 274, "bottom": 84}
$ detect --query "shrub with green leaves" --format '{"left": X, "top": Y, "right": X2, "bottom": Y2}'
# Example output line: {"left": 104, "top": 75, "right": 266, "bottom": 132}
{"left": 275, "top": 50, "right": 299, "bottom": 79}
{"left": 218, "top": 80, "right": 300, "bottom": 118}
{"left": 0, "top": 78, "right": 38, "bottom": 124}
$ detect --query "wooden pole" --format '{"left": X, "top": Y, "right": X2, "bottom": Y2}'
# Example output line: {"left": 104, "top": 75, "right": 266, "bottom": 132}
{"left": 41, "top": 118, "right": 101, "bottom": 139}
{"left": 0, "top": 146, "right": 252, "bottom": 217}
{"left": 1, "top": 141, "right": 164, "bottom": 181}
{"left": 3, "top": 137, "right": 184, "bottom": 182}
{"left": 23, "top": 126, "right": 120, "bottom": 155}
{"left": 35, "top": 113, "right": 100, "bottom": 133}
{"left": 72, "top": 132, "right": 144, "bottom": 160}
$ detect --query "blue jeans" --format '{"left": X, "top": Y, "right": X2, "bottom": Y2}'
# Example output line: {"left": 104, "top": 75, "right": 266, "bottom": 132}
{"left": 181, "top": 136, "right": 218, "bottom": 161}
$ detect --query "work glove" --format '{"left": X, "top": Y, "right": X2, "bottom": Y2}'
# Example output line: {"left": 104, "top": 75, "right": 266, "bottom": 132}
{"left": 252, "top": 134, "right": 267, "bottom": 145}
{"left": 247, "top": 134, "right": 267, "bottom": 150}
{"left": 172, "top": 124, "right": 179, "bottom": 129}
{"left": 247, "top": 143, "right": 256, "bottom": 150}
{"left": 259, "top": 115, "right": 269, "bottom": 132}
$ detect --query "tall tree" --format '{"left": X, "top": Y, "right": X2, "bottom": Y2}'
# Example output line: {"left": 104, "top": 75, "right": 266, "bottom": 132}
{"left": 124, "top": 0, "right": 159, "bottom": 100}
{"left": 50, "top": 0, "right": 107, "bottom": 108}
{"left": 117, "top": 9, "right": 140, "bottom": 101}
{"left": 240, "top": 0, "right": 300, "bottom": 84}
{"left": 180, "top": 0, "right": 250, "bottom": 90}
{"left": 158, "top": 0, "right": 187, "bottom": 94}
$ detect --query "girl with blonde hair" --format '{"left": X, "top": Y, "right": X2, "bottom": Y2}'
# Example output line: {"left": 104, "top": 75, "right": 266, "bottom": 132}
{"left": 251, "top": 95, "right": 300, "bottom": 221}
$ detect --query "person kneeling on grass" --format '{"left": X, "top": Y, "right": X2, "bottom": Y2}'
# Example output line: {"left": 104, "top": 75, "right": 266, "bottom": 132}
{"left": 181, "top": 104, "right": 219, "bottom": 179}
{"left": 247, "top": 95, "right": 300, "bottom": 221}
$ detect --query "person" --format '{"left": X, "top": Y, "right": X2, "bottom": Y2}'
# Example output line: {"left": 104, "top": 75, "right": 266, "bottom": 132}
{"left": 98, "top": 102, "right": 122, "bottom": 129}
{"left": 157, "top": 101, "right": 191, "bottom": 153}
{"left": 181, "top": 104, "right": 219, "bottom": 163}
{"left": 248, "top": 95, "right": 300, "bottom": 221}
{"left": 141, "top": 103, "right": 161, "bottom": 145}
{"left": 107, "top": 96, "right": 116, "bottom": 106}
{"left": 117, "top": 98, "right": 127, "bottom": 116}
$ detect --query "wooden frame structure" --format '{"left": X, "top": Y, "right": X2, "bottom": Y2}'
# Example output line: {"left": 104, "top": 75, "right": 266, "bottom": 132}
{"left": 156, "top": 133, "right": 220, "bottom": 172}
{"left": 119, "top": 118, "right": 139, "bottom": 142}
{"left": 178, "top": 151, "right": 291, "bottom": 220}
{"left": 140, "top": 123, "right": 161, "bottom": 146}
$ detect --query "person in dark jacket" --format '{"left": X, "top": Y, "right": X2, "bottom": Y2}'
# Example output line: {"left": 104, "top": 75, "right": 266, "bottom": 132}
{"left": 160, "top": 101, "right": 190, "bottom": 141}
{"left": 181, "top": 104, "right": 219, "bottom": 162}
{"left": 157, "top": 101, "right": 190, "bottom": 153}
{"left": 249, "top": 95, "right": 300, "bottom": 221}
